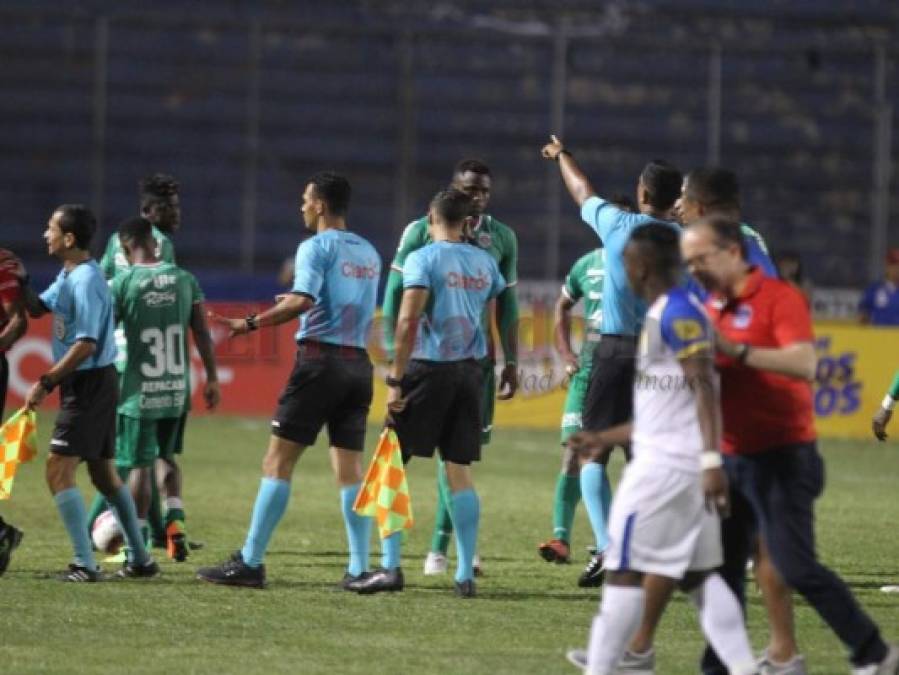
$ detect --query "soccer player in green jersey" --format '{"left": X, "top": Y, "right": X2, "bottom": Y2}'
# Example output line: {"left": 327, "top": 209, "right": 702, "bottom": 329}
{"left": 91, "top": 174, "right": 181, "bottom": 546}
{"left": 100, "top": 174, "right": 179, "bottom": 278}
{"left": 382, "top": 159, "right": 519, "bottom": 576}
{"left": 539, "top": 248, "right": 605, "bottom": 567}
{"left": 109, "top": 217, "right": 219, "bottom": 561}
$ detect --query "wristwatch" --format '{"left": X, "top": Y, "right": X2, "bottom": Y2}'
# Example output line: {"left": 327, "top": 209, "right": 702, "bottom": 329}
{"left": 245, "top": 313, "right": 259, "bottom": 331}
{"left": 385, "top": 375, "right": 403, "bottom": 388}
{"left": 39, "top": 374, "right": 56, "bottom": 392}
{"left": 735, "top": 343, "right": 750, "bottom": 364}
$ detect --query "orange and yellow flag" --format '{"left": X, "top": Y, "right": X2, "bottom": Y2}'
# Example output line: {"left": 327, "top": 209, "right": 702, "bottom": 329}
{"left": 353, "top": 428, "right": 413, "bottom": 539}
{"left": 0, "top": 408, "right": 38, "bottom": 500}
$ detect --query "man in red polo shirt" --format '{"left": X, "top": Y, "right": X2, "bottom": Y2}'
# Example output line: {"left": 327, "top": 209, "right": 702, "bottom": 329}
{"left": 682, "top": 217, "right": 898, "bottom": 675}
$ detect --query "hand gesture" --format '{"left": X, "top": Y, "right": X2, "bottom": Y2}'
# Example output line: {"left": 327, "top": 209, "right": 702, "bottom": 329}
{"left": 385, "top": 384, "right": 406, "bottom": 427}
{"left": 541, "top": 134, "right": 566, "bottom": 161}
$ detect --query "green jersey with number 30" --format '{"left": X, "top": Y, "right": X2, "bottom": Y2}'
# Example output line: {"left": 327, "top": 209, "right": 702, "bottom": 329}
{"left": 110, "top": 261, "right": 203, "bottom": 419}
{"left": 562, "top": 249, "right": 605, "bottom": 369}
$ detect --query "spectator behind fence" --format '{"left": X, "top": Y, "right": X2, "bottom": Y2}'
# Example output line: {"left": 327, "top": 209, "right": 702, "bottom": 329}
{"left": 859, "top": 248, "right": 899, "bottom": 326}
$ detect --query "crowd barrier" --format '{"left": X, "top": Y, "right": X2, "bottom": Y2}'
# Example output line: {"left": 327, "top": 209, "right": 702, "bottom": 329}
{"left": 5, "top": 301, "right": 895, "bottom": 441}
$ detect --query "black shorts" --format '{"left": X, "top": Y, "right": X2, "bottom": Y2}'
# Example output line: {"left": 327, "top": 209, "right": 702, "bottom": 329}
{"left": 50, "top": 364, "right": 118, "bottom": 461}
{"left": 272, "top": 341, "right": 373, "bottom": 450}
{"left": 582, "top": 335, "right": 637, "bottom": 436}
{"left": 392, "top": 359, "right": 482, "bottom": 466}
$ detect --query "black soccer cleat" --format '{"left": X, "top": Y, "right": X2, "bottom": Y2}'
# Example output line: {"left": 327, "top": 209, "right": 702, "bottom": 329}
{"left": 0, "top": 521, "right": 24, "bottom": 576}
{"left": 196, "top": 551, "right": 266, "bottom": 589}
{"left": 578, "top": 551, "right": 606, "bottom": 588}
{"left": 116, "top": 559, "right": 160, "bottom": 579}
{"left": 348, "top": 567, "right": 404, "bottom": 594}
{"left": 454, "top": 579, "right": 476, "bottom": 598}
{"left": 57, "top": 563, "right": 102, "bottom": 582}
{"left": 339, "top": 571, "right": 371, "bottom": 591}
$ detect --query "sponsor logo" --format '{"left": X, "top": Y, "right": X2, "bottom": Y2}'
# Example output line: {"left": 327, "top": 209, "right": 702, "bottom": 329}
{"left": 447, "top": 270, "right": 489, "bottom": 290}
{"left": 144, "top": 291, "right": 177, "bottom": 307}
{"left": 477, "top": 231, "right": 492, "bottom": 249}
{"left": 50, "top": 438, "right": 69, "bottom": 447}
{"left": 341, "top": 261, "right": 378, "bottom": 279}
{"left": 53, "top": 315, "right": 65, "bottom": 340}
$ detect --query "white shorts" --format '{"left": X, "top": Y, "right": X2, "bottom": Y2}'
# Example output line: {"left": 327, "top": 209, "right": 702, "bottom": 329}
{"left": 605, "top": 459, "right": 722, "bottom": 579}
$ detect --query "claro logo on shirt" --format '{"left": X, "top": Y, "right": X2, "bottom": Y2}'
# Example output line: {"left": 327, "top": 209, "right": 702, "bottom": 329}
{"left": 446, "top": 270, "right": 489, "bottom": 290}
{"left": 341, "top": 262, "right": 378, "bottom": 279}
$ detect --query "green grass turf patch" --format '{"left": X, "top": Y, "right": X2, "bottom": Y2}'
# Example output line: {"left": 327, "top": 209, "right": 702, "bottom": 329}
{"left": 1, "top": 414, "right": 897, "bottom": 674}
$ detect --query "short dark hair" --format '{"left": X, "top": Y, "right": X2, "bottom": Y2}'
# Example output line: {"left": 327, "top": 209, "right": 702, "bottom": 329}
{"left": 139, "top": 173, "right": 179, "bottom": 210}
{"left": 609, "top": 193, "right": 638, "bottom": 213}
{"left": 684, "top": 168, "right": 740, "bottom": 213}
{"left": 54, "top": 204, "right": 96, "bottom": 249}
{"left": 639, "top": 160, "right": 682, "bottom": 212}
{"left": 430, "top": 188, "right": 473, "bottom": 226}
{"left": 453, "top": 159, "right": 491, "bottom": 178}
{"left": 692, "top": 216, "right": 747, "bottom": 260}
{"left": 118, "top": 217, "right": 154, "bottom": 247}
{"left": 309, "top": 171, "right": 351, "bottom": 217}
{"left": 628, "top": 223, "right": 682, "bottom": 276}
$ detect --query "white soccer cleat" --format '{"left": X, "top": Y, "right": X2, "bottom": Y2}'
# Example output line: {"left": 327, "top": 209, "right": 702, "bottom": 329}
{"left": 880, "top": 585, "right": 899, "bottom": 594}
{"left": 473, "top": 553, "right": 483, "bottom": 576}
{"left": 423, "top": 551, "right": 448, "bottom": 575}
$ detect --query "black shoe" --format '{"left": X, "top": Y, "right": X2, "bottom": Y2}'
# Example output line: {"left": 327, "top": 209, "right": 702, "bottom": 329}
{"left": 578, "top": 551, "right": 605, "bottom": 588}
{"left": 339, "top": 571, "right": 371, "bottom": 591}
{"left": 348, "top": 567, "right": 404, "bottom": 594}
{"left": 187, "top": 539, "right": 205, "bottom": 551}
{"left": 116, "top": 559, "right": 160, "bottom": 578}
{"left": 57, "top": 563, "right": 102, "bottom": 582}
{"left": 197, "top": 551, "right": 266, "bottom": 589}
{"left": 454, "top": 579, "right": 476, "bottom": 598}
{"left": 0, "top": 522, "right": 24, "bottom": 576}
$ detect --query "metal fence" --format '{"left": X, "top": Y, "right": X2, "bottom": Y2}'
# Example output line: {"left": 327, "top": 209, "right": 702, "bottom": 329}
{"left": 1, "top": 4, "right": 895, "bottom": 288}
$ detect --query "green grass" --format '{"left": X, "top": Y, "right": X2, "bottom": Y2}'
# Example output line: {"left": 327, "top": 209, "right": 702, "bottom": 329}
{"left": 1, "top": 414, "right": 898, "bottom": 674}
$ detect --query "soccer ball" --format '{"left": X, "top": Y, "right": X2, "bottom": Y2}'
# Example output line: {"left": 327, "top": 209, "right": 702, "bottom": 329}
{"left": 91, "top": 510, "right": 123, "bottom": 554}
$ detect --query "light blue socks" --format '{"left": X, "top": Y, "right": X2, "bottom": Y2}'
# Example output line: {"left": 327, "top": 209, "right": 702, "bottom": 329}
{"left": 450, "top": 489, "right": 480, "bottom": 583}
{"left": 580, "top": 462, "right": 612, "bottom": 552}
{"left": 54, "top": 488, "right": 97, "bottom": 570}
{"left": 381, "top": 531, "right": 402, "bottom": 570}
{"left": 340, "top": 483, "right": 370, "bottom": 576}
{"left": 242, "top": 478, "right": 290, "bottom": 568}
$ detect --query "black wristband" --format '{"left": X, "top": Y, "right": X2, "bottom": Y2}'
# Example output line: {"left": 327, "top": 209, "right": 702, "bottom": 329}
{"left": 735, "top": 343, "right": 750, "bottom": 364}
{"left": 385, "top": 375, "right": 403, "bottom": 388}
{"left": 39, "top": 374, "right": 56, "bottom": 392}
{"left": 245, "top": 313, "right": 259, "bottom": 331}
{"left": 555, "top": 149, "right": 572, "bottom": 161}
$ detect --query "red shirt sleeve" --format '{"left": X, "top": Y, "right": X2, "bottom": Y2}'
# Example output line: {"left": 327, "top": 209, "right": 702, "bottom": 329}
{"left": 0, "top": 269, "right": 20, "bottom": 305}
{"left": 770, "top": 282, "right": 814, "bottom": 346}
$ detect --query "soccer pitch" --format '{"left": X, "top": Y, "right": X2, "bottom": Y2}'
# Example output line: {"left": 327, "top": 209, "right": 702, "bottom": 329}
{"left": 2, "top": 414, "right": 897, "bottom": 674}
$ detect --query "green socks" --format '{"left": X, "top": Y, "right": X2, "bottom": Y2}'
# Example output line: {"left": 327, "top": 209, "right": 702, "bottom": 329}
{"left": 429, "top": 460, "right": 455, "bottom": 554}
{"left": 552, "top": 473, "right": 581, "bottom": 543}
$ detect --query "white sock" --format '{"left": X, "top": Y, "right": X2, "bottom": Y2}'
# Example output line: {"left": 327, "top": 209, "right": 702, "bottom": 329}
{"left": 690, "top": 573, "right": 756, "bottom": 675}
{"left": 586, "top": 585, "right": 645, "bottom": 675}
{"left": 165, "top": 497, "right": 183, "bottom": 510}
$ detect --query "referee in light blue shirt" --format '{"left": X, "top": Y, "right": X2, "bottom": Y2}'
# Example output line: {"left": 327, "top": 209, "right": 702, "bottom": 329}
{"left": 197, "top": 172, "right": 382, "bottom": 591}
{"left": 542, "top": 135, "right": 682, "bottom": 582}
{"left": 21, "top": 204, "right": 156, "bottom": 581}
{"left": 349, "top": 188, "right": 507, "bottom": 599}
